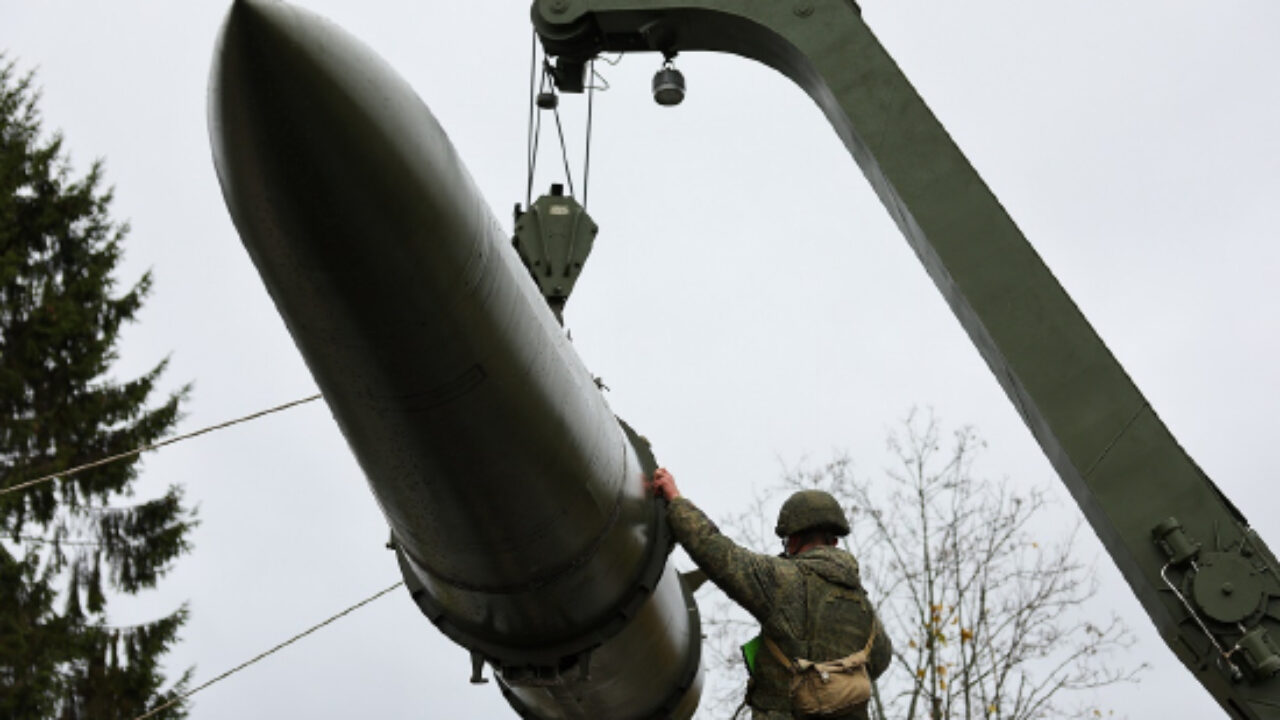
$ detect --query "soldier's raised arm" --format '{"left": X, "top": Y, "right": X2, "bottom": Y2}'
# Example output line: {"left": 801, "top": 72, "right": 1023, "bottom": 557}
{"left": 650, "top": 468, "right": 784, "bottom": 619}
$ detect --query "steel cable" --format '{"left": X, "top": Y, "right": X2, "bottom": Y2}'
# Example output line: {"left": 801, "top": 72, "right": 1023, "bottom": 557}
{"left": 0, "top": 393, "right": 323, "bottom": 498}
{"left": 132, "top": 580, "right": 405, "bottom": 720}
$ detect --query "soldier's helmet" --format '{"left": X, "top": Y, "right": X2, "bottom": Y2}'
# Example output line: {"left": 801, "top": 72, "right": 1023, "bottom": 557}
{"left": 774, "top": 489, "right": 850, "bottom": 538}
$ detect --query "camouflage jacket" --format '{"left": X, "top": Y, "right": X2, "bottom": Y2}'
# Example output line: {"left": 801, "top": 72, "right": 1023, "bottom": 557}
{"left": 667, "top": 497, "right": 892, "bottom": 718}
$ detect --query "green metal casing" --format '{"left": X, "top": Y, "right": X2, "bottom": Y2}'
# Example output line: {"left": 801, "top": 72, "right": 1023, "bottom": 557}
{"left": 513, "top": 191, "right": 600, "bottom": 323}
{"left": 211, "top": 3, "right": 703, "bottom": 716}
{"left": 531, "top": 1, "right": 1280, "bottom": 716}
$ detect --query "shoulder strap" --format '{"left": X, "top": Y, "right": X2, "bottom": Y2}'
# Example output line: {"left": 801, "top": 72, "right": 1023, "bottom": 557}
{"left": 762, "top": 634, "right": 796, "bottom": 673}
{"left": 831, "top": 623, "right": 879, "bottom": 670}
{"left": 766, "top": 622, "right": 878, "bottom": 674}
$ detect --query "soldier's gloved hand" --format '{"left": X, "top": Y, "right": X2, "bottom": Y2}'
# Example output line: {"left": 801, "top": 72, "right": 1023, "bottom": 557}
{"left": 650, "top": 468, "right": 681, "bottom": 501}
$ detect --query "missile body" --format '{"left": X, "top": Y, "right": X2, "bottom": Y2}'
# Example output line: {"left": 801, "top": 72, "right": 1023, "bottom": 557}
{"left": 208, "top": 2, "right": 701, "bottom": 717}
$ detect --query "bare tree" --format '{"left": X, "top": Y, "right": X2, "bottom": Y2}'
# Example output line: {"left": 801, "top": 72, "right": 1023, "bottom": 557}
{"left": 695, "top": 411, "right": 1145, "bottom": 720}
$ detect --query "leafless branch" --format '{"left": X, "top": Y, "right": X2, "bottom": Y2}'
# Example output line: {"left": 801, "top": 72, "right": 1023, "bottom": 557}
{"left": 697, "top": 411, "right": 1144, "bottom": 720}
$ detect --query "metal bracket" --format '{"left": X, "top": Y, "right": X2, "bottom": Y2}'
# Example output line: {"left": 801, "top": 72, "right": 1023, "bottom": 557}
{"left": 513, "top": 184, "right": 599, "bottom": 324}
{"left": 470, "top": 652, "right": 490, "bottom": 685}
{"left": 1154, "top": 517, "right": 1280, "bottom": 682}
{"left": 499, "top": 648, "right": 593, "bottom": 688}
{"left": 680, "top": 568, "right": 709, "bottom": 593}
{"left": 1234, "top": 627, "right": 1280, "bottom": 679}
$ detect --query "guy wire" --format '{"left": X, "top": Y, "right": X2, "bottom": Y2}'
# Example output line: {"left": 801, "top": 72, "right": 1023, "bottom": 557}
{"left": 0, "top": 394, "right": 324, "bottom": 498}
{"left": 132, "top": 580, "right": 405, "bottom": 720}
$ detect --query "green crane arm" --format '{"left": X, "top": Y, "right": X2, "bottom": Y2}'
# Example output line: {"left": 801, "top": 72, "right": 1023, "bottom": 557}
{"left": 532, "top": 1, "right": 1280, "bottom": 716}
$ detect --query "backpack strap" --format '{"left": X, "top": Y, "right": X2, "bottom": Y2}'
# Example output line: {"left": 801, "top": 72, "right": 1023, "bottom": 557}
{"left": 763, "top": 633, "right": 795, "bottom": 671}
{"left": 862, "top": 623, "right": 878, "bottom": 654}
{"left": 765, "top": 613, "right": 879, "bottom": 674}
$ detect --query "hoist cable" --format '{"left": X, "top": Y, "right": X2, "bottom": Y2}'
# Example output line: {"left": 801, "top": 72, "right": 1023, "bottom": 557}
{"left": 131, "top": 580, "right": 405, "bottom": 720}
{"left": 583, "top": 58, "right": 596, "bottom": 210}
{"left": 0, "top": 394, "right": 323, "bottom": 498}
{"left": 527, "top": 48, "right": 595, "bottom": 205}
{"left": 551, "top": 77, "right": 575, "bottom": 199}
{"left": 527, "top": 65, "right": 550, "bottom": 207}
{"left": 525, "top": 30, "right": 539, "bottom": 209}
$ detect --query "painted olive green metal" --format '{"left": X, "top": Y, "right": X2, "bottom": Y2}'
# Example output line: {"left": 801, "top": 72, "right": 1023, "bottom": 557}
{"left": 531, "top": 1, "right": 1280, "bottom": 715}
{"left": 513, "top": 187, "right": 600, "bottom": 324}
{"left": 210, "top": 2, "right": 701, "bottom": 717}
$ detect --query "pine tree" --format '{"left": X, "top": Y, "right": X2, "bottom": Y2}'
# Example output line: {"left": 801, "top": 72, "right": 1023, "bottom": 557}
{"left": 0, "top": 59, "right": 194, "bottom": 719}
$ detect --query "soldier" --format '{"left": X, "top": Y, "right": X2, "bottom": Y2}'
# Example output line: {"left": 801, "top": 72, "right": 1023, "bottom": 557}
{"left": 650, "top": 468, "right": 892, "bottom": 720}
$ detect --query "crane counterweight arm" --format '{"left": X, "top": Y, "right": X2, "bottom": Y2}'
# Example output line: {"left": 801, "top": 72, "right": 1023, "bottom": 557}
{"left": 531, "top": 1, "right": 1280, "bottom": 716}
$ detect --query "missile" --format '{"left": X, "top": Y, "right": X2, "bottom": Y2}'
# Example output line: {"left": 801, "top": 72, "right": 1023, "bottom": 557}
{"left": 207, "top": 1, "right": 703, "bottom": 717}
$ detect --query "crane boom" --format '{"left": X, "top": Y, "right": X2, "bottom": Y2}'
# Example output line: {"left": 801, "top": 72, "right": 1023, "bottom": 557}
{"left": 530, "top": 1, "right": 1280, "bottom": 716}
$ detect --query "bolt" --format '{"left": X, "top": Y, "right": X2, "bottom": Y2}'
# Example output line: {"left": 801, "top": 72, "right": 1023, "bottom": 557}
{"left": 1223, "top": 582, "right": 1235, "bottom": 596}
{"left": 550, "top": 0, "right": 569, "bottom": 14}
{"left": 794, "top": 2, "right": 815, "bottom": 17}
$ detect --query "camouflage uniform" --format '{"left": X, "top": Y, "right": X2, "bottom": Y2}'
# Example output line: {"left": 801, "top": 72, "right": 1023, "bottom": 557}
{"left": 667, "top": 497, "right": 892, "bottom": 720}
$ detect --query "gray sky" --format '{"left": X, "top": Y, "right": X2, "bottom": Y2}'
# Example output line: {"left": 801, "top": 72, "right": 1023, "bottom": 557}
{"left": 3, "top": 1, "right": 1278, "bottom": 717}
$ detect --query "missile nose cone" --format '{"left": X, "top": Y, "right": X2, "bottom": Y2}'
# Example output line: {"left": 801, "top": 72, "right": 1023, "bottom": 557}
{"left": 211, "top": 0, "right": 304, "bottom": 108}
{"left": 209, "top": 0, "right": 469, "bottom": 296}
{"left": 209, "top": 0, "right": 324, "bottom": 222}
{"left": 210, "top": 0, "right": 369, "bottom": 201}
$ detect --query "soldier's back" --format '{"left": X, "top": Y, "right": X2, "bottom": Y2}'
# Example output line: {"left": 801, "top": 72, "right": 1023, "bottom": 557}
{"left": 747, "top": 547, "right": 882, "bottom": 719}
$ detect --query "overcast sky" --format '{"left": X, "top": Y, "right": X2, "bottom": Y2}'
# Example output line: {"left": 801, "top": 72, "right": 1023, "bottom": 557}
{"left": 3, "top": 1, "right": 1279, "bottom": 717}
